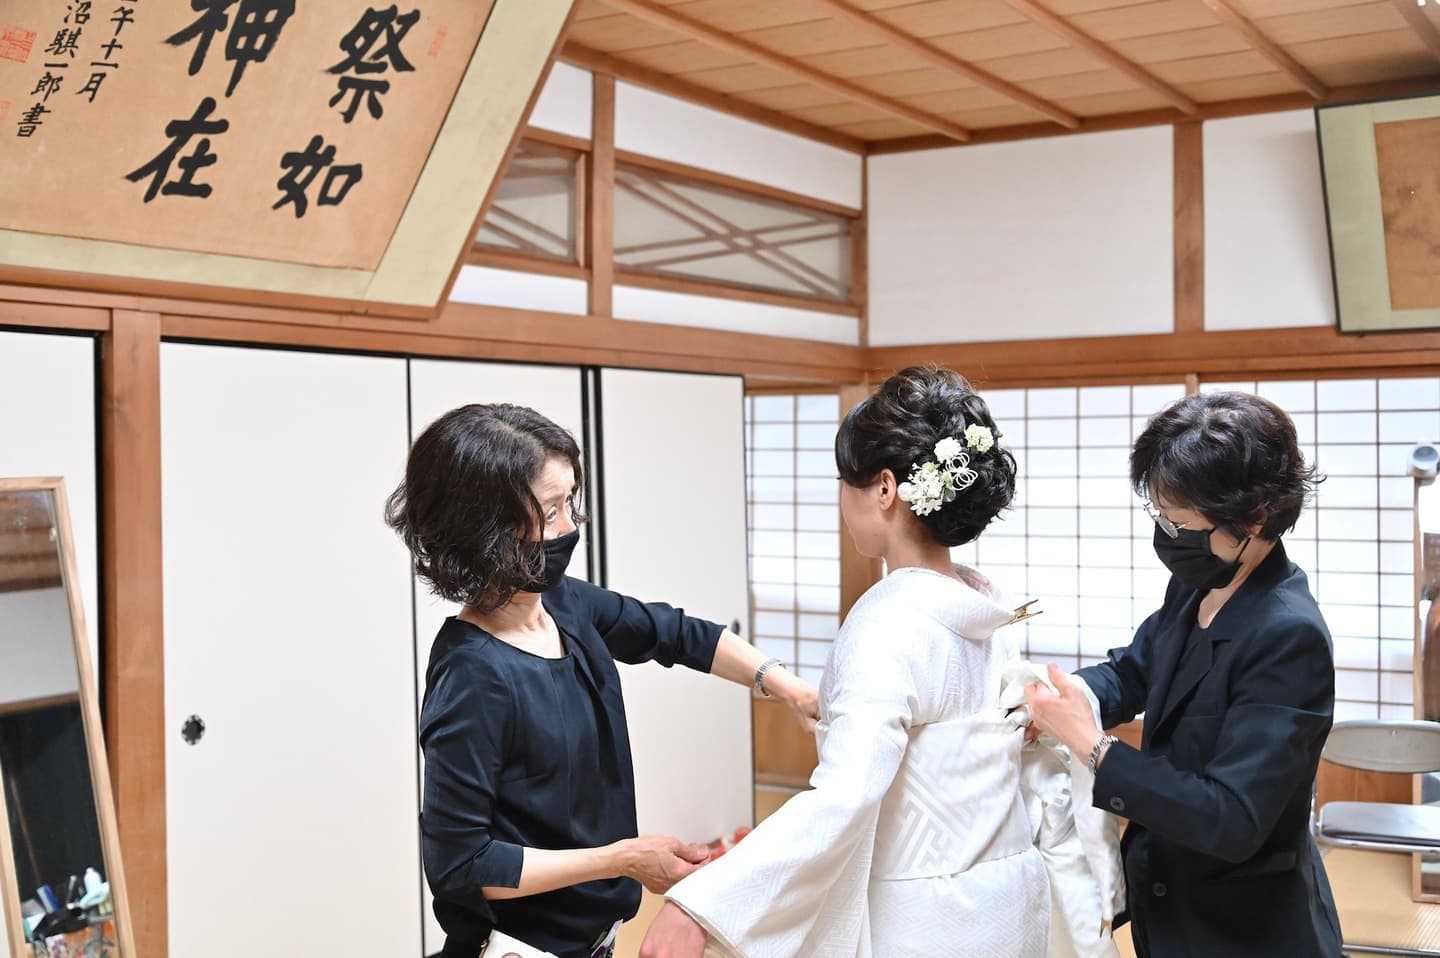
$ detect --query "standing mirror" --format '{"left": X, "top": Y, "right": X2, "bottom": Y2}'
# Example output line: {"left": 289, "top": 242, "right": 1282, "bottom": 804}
{"left": 0, "top": 478, "right": 133, "bottom": 957}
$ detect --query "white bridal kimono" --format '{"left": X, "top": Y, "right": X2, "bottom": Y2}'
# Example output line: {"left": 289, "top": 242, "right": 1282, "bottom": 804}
{"left": 668, "top": 567, "right": 1054, "bottom": 957}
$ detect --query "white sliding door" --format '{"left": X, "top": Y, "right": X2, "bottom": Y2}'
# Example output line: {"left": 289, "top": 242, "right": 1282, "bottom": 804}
{"left": 407, "top": 358, "right": 586, "bottom": 954}
{"left": 162, "top": 343, "right": 421, "bottom": 958}
{"left": 0, "top": 331, "right": 98, "bottom": 669}
{"left": 599, "top": 369, "right": 752, "bottom": 843}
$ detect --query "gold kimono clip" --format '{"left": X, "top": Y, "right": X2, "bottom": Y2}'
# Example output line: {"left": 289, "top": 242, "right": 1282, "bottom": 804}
{"left": 1008, "top": 598, "right": 1043, "bottom": 625}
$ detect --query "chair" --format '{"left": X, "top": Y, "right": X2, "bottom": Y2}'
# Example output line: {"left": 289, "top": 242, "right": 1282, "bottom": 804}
{"left": 1315, "top": 720, "right": 1440, "bottom": 956}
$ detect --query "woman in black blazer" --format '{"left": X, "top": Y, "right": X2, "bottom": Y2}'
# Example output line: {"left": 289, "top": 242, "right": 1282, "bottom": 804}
{"left": 1026, "top": 391, "right": 1343, "bottom": 957}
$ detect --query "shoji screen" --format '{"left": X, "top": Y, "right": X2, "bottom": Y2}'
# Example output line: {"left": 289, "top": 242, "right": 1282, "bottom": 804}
{"left": 599, "top": 369, "right": 753, "bottom": 843}
{"left": 0, "top": 331, "right": 98, "bottom": 669}
{"left": 407, "top": 358, "right": 586, "bottom": 956}
{"left": 161, "top": 343, "right": 421, "bottom": 957}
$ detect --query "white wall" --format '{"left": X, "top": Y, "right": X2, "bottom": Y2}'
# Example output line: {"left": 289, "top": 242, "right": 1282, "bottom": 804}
{"left": 613, "top": 285, "right": 861, "bottom": 344}
{"left": 1204, "top": 109, "right": 1333, "bottom": 331}
{"left": 0, "top": 587, "right": 78, "bottom": 707}
{"left": 449, "top": 264, "right": 589, "bottom": 314}
{"left": 868, "top": 126, "right": 1174, "bottom": 345}
{"left": 531, "top": 61, "right": 592, "bottom": 140}
{"left": 616, "top": 82, "right": 863, "bottom": 211}
{"left": 0, "top": 331, "right": 98, "bottom": 670}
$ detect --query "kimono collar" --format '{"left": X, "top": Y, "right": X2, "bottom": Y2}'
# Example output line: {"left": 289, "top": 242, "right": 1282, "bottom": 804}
{"left": 883, "top": 566, "right": 1020, "bottom": 640}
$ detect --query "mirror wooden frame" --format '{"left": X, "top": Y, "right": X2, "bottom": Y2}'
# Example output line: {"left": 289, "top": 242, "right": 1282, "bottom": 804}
{"left": 0, "top": 477, "right": 135, "bottom": 957}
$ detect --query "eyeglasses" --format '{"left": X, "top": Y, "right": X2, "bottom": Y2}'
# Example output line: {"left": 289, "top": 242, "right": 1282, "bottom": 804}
{"left": 1142, "top": 500, "right": 1198, "bottom": 539}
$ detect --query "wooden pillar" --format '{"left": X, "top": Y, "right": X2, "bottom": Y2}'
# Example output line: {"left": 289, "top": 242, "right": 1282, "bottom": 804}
{"left": 1174, "top": 121, "right": 1204, "bottom": 335}
{"left": 588, "top": 73, "right": 616, "bottom": 317}
{"left": 100, "top": 309, "right": 167, "bottom": 958}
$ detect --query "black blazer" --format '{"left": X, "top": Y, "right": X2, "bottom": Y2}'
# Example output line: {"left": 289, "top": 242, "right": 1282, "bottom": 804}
{"left": 1076, "top": 541, "right": 1344, "bottom": 958}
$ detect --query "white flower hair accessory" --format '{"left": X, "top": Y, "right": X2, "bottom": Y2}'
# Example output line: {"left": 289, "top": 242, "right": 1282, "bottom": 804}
{"left": 895, "top": 426, "right": 999, "bottom": 517}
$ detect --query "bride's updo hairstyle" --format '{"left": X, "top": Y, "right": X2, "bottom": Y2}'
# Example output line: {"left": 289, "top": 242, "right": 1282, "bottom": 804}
{"left": 835, "top": 365, "right": 1016, "bottom": 548}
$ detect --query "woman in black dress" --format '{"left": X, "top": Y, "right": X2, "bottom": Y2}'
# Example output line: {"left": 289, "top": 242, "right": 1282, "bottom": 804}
{"left": 1026, "top": 391, "right": 1343, "bottom": 956}
{"left": 386, "top": 403, "right": 818, "bottom": 958}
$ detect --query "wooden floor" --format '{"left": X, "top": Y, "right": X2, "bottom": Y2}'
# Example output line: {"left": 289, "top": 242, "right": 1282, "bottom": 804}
{"left": 617, "top": 792, "right": 1439, "bottom": 958}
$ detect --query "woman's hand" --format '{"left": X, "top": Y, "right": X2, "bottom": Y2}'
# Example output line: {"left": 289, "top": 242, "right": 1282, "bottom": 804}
{"left": 1024, "top": 662, "right": 1103, "bottom": 758}
{"left": 640, "top": 901, "right": 709, "bottom": 958}
{"left": 616, "top": 835, "right": 710, "bottom": 894}
{"left": 766, "top": 668, "right": 820, "bottom": 734}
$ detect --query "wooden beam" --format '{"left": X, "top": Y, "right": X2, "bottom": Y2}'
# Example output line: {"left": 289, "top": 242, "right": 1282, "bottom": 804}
{"left": 1174, "top": 122, "right": 1204, "bottom": 335}
{"left": 561, "top": 44, "right": 864, "bottom": 153}
{"left": 589, "top": 73, "right": 617, "bottom": 317}
{"left": 1393, "top": 0, "right": 1440, "bottom": 62}
{"left": 593, "top": 0, "right": 973, "bottom": 142}
{"left": 100, "top": 310, "right": 166, "bottom": 958}
{"left": 869, "top": 325, "right": 1440, "bottom": 385}
{"left": 614, "top": 269, "right": 858, "bottom": 316}
{"left": 866, "top": 74, "right": 1440, "bottom": 154}
{"left": 1196, "top": 0, "right": 1327, "bottom": 100}
{"left": 998, "top": 0, "right": 1198, "bottom": 114}
{"left": 808, "top": 0, "right": 1079, "bottom": 129}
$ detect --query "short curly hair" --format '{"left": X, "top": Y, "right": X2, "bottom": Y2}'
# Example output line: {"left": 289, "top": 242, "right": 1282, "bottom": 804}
{"left": 1131, "top": 391, "right": 1320, "bottom": 541}
{"left": 384, "top": 404, "right": 587, "bottom": 612}
{"left": 835, "top": 365, "right": 1016, "bottom": 548}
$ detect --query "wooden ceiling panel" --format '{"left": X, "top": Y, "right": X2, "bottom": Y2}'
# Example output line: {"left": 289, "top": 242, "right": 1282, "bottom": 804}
{"left": 1024, "top": 69, "right": 1146, "bottom": 99}
{"left": 928, "top": 23, "right": 1075, "bottom": 63}
{"left": 727, "top": 18, "right": 878, "bottom": 59}
{"left": 859, "top": 67, "right": 985, "bottom": 98}
{"left": 788, "top": 101, "right": 907, "bottom": 125}
{"left": 1251, "top": 1, "right": 1408, "bottom": 46}
{"left": 575, "top": 0, "right": 1440, "bottom": 149}
{"left": 976, "top": 46, "right": 1115, "bottom": 82}
{"left": 739, "top": 84, "right": 856, "bottom": 112}
{"left": 568, "top": 13, "right": 691, "bottom": 52}
{"left": 665, "top": 0, "right": 839, "bottom": 33}
{"left": 1068, "top": 1, "right": 1225, "bottom": 41}
{"left": 831, "top": 116, "right": 937, "bottom": 140}
{"left": 895, "top": 85, "right": 1026, "bottom": 114}
{"left": 1147, "top": 49, "right": 1277, "bottom": 84}
{"left": 623, "top": 40, "right": 753, "bottom": 74}
{"left": 1110, "top": 25, "right": 1253, "bottom": 63}
{"left": 1181, "top": 71, "right": 1305, "bottom": 101}
{"left": 1295, "top": 29, "right": 1440, "bottom": 83}
{"left": 1056, "top": 87, "right": 1174, "bottom": 115}
{"left": 868, "top": 0, "right": 1030, "bottom": 40}
{"left": 800, "top": 44, "right": 935, "bottom": 78}
{"left": 1226, "top": 0, "right": 1371, "bottom": 15}
{"left": 947, "top": 102, "right": 1076, "bottom": 129}
{"left": 676, "top": 62, "right": 814, "bottom": 94}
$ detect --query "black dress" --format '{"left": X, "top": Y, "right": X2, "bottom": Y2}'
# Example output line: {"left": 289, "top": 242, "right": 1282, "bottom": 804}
{"left": 419, "top": 574, "right": 723, "bottom": 958}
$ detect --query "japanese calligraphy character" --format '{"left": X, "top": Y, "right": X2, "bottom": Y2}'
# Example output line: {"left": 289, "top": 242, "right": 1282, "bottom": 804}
{"left": 66, "top": 3, "right": 93, "bottom": 25}
{"left": 166, "top": 0, "right": 294, "bottom": 97}
{"left": 125, "top": 97, "right": 229, "bottom": 202}
{"left": 329, "top": 6, "right": 419, "bottom": 75}
{"left": 16, "top": 102, "right": 50, "bottom": 137}
{"left": 99, "top": 36, "right": 121, "bottom": 59}
{"left": 224, "top": 0, "right": 294, "bottom": 96}
{"left": 76, "top": 68, "right": 112, "bottom": 102}
{"left": 326, "top": 6, "right": 417, "bottom": 122}
{"left": 328, "top": 76, "right": 388, "bottom": 123}
{"left": 31, "top": 72, "right": 63, "bottom": 101}
{"left": 273, "top": 135, "right": 363, "bottom": 218}
{"left": 111, "top": 6, "right": 136, "bottom": 35}
{"left": 44, "top": 29, "right": 82, "bottom": 58}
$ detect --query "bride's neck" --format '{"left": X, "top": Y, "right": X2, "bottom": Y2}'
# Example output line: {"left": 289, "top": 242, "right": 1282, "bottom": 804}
{"left": 883, "top": 530, "right": 956, "bottom": 579}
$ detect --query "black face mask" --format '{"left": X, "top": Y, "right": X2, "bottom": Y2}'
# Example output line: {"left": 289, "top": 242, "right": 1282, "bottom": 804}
{"left": 521, "top": 529, "right": 580, "bottom": 593}
{"left": 1151, "top": 523, "right": 1250, "bottom": 591}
